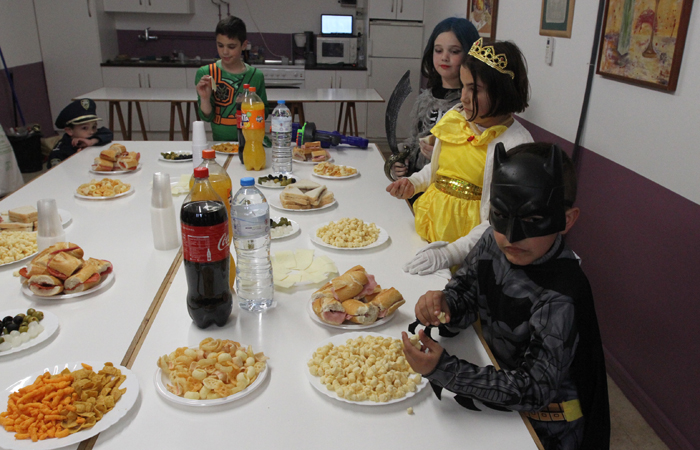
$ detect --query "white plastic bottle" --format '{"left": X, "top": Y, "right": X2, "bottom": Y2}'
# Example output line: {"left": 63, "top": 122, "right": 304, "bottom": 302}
{"left": 270, "top": 100, "right": 293, "bottom": 175}
{"left": 231, "top": 177, "right": 273, "bottom": 311}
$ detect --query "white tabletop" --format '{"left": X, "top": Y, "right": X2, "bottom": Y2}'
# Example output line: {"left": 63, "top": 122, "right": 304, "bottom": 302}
{"left": 0, "top": 143, "right": 538, "bottom": 449}
{"left": 74, "top": 88, "right": 384, "bottom": 104}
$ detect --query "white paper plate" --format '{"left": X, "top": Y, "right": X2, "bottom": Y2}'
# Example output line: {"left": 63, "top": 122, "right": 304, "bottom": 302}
{"left": 154, "top": 362, "right": 268, "bottom": 407}
{"left": 268, "top": 196, "right": 336, "bottom": 213}
{"left": 74, "top": 188, "right": 134, "bottom": 200}
{"left": 311, "top": 166, "right": 359, "bottom": 180}
{"left": 21, "top": 271, "right": 115, "bottom": 300}
{"left": 306, "top": 299, "right": 397, "bottom": 330}
{"left": 159, "top": 151, "right": 193, "bottom": 162}
{"left": 0, "top": 361, "right": 139, "bottom": 450}
{"left": 57, "top": 208, "right": 72, "bottom": 228}
{"left": 90, "top": 163, "right": 142, "bottom": 175}
{"left": 212, "top": 142, "right": 239, "bottom": 155}
{"left": 0, "top": 309, "right": 59, "bottom": 357}
{"left": 293, "top": 153, "right": 334, "bottom": 165}
{"left": 271, "top": 217, "right": 300, "bottom": 240}
{"left": 256, "top": 177, "right": 298, "bottom": 189}
{"left": 0, "top": 250, "right": 37, "bottom": 268}
{"left": 305, "top": 332, "right": 428, "bottom": 405}
{"left": 309, "top": 222, "right": 389, "bottom": 250}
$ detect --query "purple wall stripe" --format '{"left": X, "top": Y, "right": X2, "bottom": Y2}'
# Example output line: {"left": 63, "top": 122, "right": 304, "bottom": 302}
{"left": 517, "top": 116, "right": 700, "bottom": 450}
{"left": 0, "top": 62, "right": 55, "bottom": 136}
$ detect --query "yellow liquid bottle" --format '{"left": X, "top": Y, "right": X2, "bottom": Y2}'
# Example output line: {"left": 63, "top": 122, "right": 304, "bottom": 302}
{"left": 242, "top": 87, "right": 266, "bottom": 171}
{"left": 190, "top": 149, "right": 236, "bottom": 289}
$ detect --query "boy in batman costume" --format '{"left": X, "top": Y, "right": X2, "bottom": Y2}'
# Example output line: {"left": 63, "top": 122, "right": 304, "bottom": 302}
{"left": 402, "top": 143, "right": 610, "bottom": 450}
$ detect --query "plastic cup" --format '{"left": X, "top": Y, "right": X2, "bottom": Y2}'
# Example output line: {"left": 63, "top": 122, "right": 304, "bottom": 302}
{"left": 151, "top": 172, "right": 173, "bottom": 208}
{"left": 192, "top": 121, "right": 206, "bottom": 146}
{"left": 36, "top": 199, "right": 66, "bottom": 251}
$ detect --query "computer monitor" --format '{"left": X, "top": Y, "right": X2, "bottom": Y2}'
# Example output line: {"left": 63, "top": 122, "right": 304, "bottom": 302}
{"left": 321, "top": 14, "right": 353, "bottom": 35}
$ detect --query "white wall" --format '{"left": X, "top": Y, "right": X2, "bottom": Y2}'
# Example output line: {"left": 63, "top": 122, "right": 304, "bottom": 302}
{"left": 495, "top": 0, "right": 700, "bottom": 205}
{"left": 0, "top": 0, "right": 42, "bottom": 67}
{"left": 112, "top": 0, "right": 355, "bottom": 33}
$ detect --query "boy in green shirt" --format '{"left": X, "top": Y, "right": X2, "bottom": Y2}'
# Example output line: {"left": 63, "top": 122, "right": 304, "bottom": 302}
{"left": 195, "top": 15, "right": 268, "bottom": 142}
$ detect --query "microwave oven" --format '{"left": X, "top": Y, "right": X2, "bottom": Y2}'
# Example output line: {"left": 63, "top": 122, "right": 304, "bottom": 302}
{"left": 316, "top": 36, "right": 357, "bottom": 65}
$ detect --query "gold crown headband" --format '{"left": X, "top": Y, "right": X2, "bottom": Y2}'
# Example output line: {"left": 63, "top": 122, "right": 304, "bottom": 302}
{"left": 468, "top": 38, "right": 515, "bottom": 79}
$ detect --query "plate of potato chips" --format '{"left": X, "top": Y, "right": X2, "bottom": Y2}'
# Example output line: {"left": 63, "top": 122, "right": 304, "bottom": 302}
{"left": 0, "top": 361, "right": 138, "bottom": 450}
{"left": 212, "top": 142, "right": 239, "bottom": 155}
{"left": 309, "top": 219, "right": 389, "bottom": 250}
{"left": 74, "top": 178, "right": 133, "bottom": 200}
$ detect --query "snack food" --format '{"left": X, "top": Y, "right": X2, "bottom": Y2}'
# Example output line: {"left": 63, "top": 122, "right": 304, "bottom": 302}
{"left": 311, "top": 266, "right": 405, "bottom": 326}
{"left": 76, "top": 178, "right": 131, "bottom": 197}
{"left": 313, "top": 162, "right": 357, "bottom": 177}
{"left": 270, "top": 217, "right": 294, "bottom": 238}
{"left": 307, "top": 334, "right": 422, "bottom": 403}
{"left": 93, "top": 145, "right": 140, "bottom": 172}
{"left": 212, "top": 142, "right": 239, "bottom": 154}
{"left": 257, "top": 174, "right": 296, "bottom": 187}
{"left": 8, "top": 206, "right": 37, "bottom": 223}
{"left": 279, "top": 180, "right": 334, "bottom": 210}
{"left": 157, "top": 338, "right": 268, "bottom": 400}
{"left": 316, "top": 218, "right": 380, "bottom": 248}
{"left": 0, "top": 309, "right": 45, "bottom": 352}
{"left": 0, "top": 362, "right": 126, "bottom": 442}
{"left": 0, "top": 231, "right": 37, "bottom": 264}
{"left": 293, "top": 141, "right": 330, "bottom": 162}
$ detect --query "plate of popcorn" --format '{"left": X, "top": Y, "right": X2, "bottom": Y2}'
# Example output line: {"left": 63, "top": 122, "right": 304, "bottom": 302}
{"left": 305, "top": 332, "right": 428, "bottom": 405}
{"left": 309, "top": 219, "right": 389, "bottom": 250}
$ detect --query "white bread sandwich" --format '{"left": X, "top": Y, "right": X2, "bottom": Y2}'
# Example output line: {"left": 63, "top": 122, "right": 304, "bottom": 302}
{"left": 342, "top": 299, "right": 379, "bottom": 324}
{"left": 8, "top": 205, "right": 38, "bottom": 223}
{"left": 305, "top": 185, "right": 327, "bottom": 207}
{"left": 27, "top": 274, "right": 64, "bottom": 297}
{"left": 293, "top": 179, "right": 321, "bottom": 191}
{"left": 280, "top": 186, "right": 311, "bottom": 209}
{"left": 0, "top": 222, "right": 33, "bottom": 231}
{"left": 312, "top": 150, "right": 328, "bottom": 162}
{"left": 46, "top": 251, "right": 83, "bottom": 281}
{"left": 370, "top": 288, "right": 405, "bottom": 319}
{"left": 64, "top": 259, "right": 102, "bottom": 293}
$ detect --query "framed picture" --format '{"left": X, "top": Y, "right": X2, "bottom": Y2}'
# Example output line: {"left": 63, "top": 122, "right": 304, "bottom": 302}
{"left": 540, "top": 0, "right": 576, "bottom": 38}
{"left": 467, "top": 0, "right": 499, "bottom": 40}
{"left": 596, "top": 0, "right": 693, "bottom": 92}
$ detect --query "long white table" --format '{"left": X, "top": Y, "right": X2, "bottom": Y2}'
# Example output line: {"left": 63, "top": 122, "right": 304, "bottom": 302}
{"left": 0, "top": 142, "right": 540, "bottom": 450}
{"left": 74, "top": 88, "right": 385, "bottom": 141}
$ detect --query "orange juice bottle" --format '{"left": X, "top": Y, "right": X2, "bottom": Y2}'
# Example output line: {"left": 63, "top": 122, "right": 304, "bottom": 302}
{"left": 190, "top": 149, "right": 236, "bottom": 288}
{"left": 241, "top": 86, "right": 266, "bottom": 171}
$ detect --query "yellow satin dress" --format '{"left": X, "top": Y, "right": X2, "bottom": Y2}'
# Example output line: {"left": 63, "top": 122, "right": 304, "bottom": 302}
{"left": 413, "top": 110, "right": 507, "bottom": 243}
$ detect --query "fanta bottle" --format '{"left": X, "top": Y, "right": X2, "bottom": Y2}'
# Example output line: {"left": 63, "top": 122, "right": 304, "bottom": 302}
{"left": 190, "top": 149, "right": 236, "bottom": 289}
{"left": 242, "top": 87, "right": 266, "bottom": 171}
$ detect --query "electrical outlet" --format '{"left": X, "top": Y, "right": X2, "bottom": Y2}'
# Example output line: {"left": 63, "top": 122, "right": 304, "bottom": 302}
{"left": 545, "top": 37, "right": 554, "bottom": 65}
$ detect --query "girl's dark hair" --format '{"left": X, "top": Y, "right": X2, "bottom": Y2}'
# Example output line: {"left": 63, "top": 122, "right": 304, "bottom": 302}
{"left": 215, "top": 16, "right": 247, "bottom": 43}
{"left": 462, "top": 40, "right": 530, "bottom": 121}
{"left": 421, "top": 17, "right": 479, "bottom": 89}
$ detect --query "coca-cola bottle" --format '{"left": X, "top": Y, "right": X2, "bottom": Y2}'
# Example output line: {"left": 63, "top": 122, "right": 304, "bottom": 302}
{"left": 236, "top": 83, "right": 250, "bottom": 165}
{"left": 181, "top": 166, "right": 233, "bottom": 328}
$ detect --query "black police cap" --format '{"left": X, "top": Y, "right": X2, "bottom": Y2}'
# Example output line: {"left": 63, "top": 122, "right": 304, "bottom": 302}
{"left": 55, "top": 99, "right": 101, "bottom": 128}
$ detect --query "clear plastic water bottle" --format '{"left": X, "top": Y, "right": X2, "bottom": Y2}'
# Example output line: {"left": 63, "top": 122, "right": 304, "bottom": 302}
{"left": 232, "top": 177, "right": 274, "bottom": 311}
{"left": 270, "top": 100, "right": 293, "bottom": 175}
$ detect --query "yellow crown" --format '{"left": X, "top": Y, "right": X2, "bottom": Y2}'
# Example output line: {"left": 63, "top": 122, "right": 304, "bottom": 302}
{"left": 468, "top": 38, "right": 515, "bottom": 79}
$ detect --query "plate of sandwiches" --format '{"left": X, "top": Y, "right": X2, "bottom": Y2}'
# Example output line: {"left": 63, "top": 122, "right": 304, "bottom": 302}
{"left": 91, "top": 143, "right": 141, "bottom": 173}
{"left": 18, "top": 242, "right": 114, "bottom": 299}
{"left": 309, "top": 265, "right": 405, "bottom": 329}
{"left": 269, "top": 180, "right": 335, "bottom": 211}
{"left": 292, "top": 141, "right": 333, "bottom": 164}
{"left": 0, "top": 206, "right": 72, "bottom": 232}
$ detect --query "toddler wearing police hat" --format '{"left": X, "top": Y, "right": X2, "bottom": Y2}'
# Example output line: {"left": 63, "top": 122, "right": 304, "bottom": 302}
{"left": 47, "top": 99, "right": 114, "bottom": 168}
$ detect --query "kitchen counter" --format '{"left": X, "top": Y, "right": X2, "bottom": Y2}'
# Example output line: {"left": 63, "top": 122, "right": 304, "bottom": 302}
{"left": 101, "top": 59, "right": 366, "bottom": 71}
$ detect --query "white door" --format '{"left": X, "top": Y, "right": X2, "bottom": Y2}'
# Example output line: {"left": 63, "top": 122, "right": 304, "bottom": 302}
{"left": 367, "top": 57, "right": 421, "bottom": 139}
{"left": 396, "top": 0, "right": 424, "bottom": 21}
{"left": 368, "top": 0, "right": 397, "bottom": 20}
{"left": 335, "top": 71, "right": 368, "bottom": 135}
{"left": 369, "top": 22, "right": 424, "bottom": 58}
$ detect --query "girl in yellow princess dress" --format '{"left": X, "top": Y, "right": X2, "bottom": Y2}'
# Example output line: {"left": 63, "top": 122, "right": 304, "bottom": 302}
{"left": 387, "top": 38, "right": 533, "bottom": 275}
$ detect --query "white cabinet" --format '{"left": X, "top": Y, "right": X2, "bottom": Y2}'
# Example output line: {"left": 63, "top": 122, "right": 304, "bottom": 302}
{"left": 33, "top": 0, "right": 117, "bottom": 129}
{"left": 369, "top": 0, "right": 424, "bottom": 21}
{"left": 103, "top": 0, "right": 193, "bottom": 14}
{"left": 102, "top": 67, "right": 188, "bottom": 132}
{"left": 304, "top": 70, "right": 368, "bottom": 135}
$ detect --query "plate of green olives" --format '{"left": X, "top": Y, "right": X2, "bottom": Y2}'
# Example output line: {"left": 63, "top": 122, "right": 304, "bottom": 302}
{"left": 159, "top": 151, "right": 193, "bottom": 162}
{"left": 256, "top": 174, "right": 297, "bottom": 189}
{"left": 0, "top": 308, "right": 58, "bottom": 356}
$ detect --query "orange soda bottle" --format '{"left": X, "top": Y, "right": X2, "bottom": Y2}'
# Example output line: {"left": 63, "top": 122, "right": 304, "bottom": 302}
{"left": 190, "top": 149, "right": 236, "bottom": 288}
{"left": 242, "top": 86, "right": 266, "bottom": 171}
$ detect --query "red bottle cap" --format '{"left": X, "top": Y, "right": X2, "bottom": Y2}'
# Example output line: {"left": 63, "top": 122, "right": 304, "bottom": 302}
{"left": 194, "top": 167, "right": 209, "bottom": 178}
{"left": 202, "top": 149, "right": 215, "bottom": 158}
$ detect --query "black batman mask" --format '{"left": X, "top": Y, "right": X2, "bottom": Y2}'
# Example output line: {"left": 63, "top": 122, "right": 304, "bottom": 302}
{"left": 489, "top": 143, "right": 567, "bottom": 243}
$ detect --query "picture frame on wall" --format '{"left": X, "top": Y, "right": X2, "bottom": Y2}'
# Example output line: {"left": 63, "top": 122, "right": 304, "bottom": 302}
{"left": 540, "top": 0, "right": 576, "bottom": 38}
{"left": 467, "top": 0, "right": 498, "bottom": 40}
{"left": 596, "top": 0, "right": 693, "bottom": 92}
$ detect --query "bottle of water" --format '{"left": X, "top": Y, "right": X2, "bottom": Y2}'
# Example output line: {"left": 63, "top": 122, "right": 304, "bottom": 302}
{"left": 270, "top": 100, "right": 293, "bottom": 175}
{"left": 232, "top": 177, "right": 274, "bottom": 311}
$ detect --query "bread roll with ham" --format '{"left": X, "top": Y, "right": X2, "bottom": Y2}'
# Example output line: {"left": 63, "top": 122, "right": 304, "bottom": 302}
{"left": 342, "top": 299, "right": 378, "bottom": 324}
{"left": 370, "top": 288, "right": 405, "bottom": 319}
{"left": 64, "top": 259, "right": 101, "bottom": 293}
{"left": 312, "top": 290, "right": 346, "bottom": 325}
{"left": 46, "top": 252, "right": 83, "bottom": 281}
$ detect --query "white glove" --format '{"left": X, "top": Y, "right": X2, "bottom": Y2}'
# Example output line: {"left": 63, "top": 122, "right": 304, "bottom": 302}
{"left": 403, "top": 241, "right": 455, "bottom": 275}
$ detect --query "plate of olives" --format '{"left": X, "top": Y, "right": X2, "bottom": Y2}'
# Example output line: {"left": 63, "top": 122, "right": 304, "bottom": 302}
{"left": 271, "top": 217, "right": 299, "bottom": 240}
{"left": 0, "top": 308, "right": 58, "bottom": 356}
{"left": 159, "top": 151, "right": 193, "bottom": 162}
{"left": 256, "top": 174, "right": 297, "bottom": 189}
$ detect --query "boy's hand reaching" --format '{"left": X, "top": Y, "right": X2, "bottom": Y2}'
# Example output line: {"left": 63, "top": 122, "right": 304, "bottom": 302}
{"left": 415, "top": 290, "right": 450, "bottom": 327}
{"left": 401, "top": 329, "right": 443, "bottom": 375}
{"left": 196, "top": 75, "right": 214, "bottom": 98}
{"left": 386, "top": 178, "right": 415, "bottom": 199}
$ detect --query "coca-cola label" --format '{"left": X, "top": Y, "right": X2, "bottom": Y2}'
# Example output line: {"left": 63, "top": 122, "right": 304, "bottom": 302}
{"left": 182, "top": 222, "right": 229, "bottom": 263}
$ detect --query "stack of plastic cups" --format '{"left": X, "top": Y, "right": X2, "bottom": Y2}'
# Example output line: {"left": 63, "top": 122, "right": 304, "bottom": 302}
{"left": 151, "top": 172, "right": 180, "bottom": 250}
{"left": 191, "top": 121, "right": 207, "bottom": 171}
{"left": 36, "top": 199, "right": 66, "bottom": 252}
